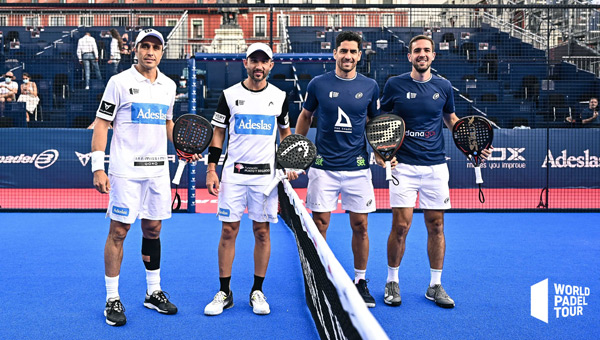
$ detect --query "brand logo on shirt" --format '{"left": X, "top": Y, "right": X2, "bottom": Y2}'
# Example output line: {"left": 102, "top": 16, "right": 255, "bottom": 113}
{"left": 99, "top": 101, "right": 116, "bottom": 116}
{"left": 235, "top": 99, "right": 245, "bottom": 106}
{"left": 355, "top": 92, "right": 363, "bottom": 99}
{"left": 405, "top": 129, "right": 436, "bottom": 138}
{"left": 213, "top": 113, "right": 227, "bottom": 124}
{"left": 329, "top": 91, "right": 339, "bottom": 98}
{"left": 131, "top": 103, "right": 168, "bottom": 125}
{"left": 334, "top": 107, "right": 352, "bottom": 134}
{"left": 268, "top": 101, "right": 274, "bottom": 106}
{"left": 218, "top": 208, "right": 230, "bottom": 217}
{"left": 112, "top": 206, "right": 129, "bottom": 216}
{"left": 406, "top": 92, "right": 417, "bottom": 99}
{"left": 433, "top": 93, "right": 440, "bottom": 100}
{"left": 129, "top": 88, "right": 139, "bottom": 95}
{"left": 234, "top": 114, "right": 275, "bottom": 135}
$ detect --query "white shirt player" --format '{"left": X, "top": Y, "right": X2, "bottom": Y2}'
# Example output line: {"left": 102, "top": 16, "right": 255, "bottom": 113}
{"left": 96, "top": 65, "right": 176, "bottom": 179}
{"left": 211, "top": 82, "right": 289, "bottom": 185}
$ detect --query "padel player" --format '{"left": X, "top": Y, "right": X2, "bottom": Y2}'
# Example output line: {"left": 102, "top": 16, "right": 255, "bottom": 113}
{"left": 91, "top": 29, "right": 179, "bottom": 326}
{"left": 379, "top": 35, "right": 490, "bottom": 308}
{"left": 204, "top": 43, "right": 298, "bottom": 316}
{"left": 295, "top": 31, "right": 380, "bottom": 308}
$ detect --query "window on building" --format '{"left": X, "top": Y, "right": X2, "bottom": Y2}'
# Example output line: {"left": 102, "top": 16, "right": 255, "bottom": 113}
{"left": 301, "top": 15, "right": 314, "bottom": 27}
{"left": 111, "top": 16, "right": 129, "bottom": 27}
{"left": 49, "top": 16, "right": 66, "bottom": 26}
{"left": 381, "top": 14, "right": 394, "bottom": 27}
{"left": 166, "top": 19, "right": 177, "bottom": 27}
{"left": 355, "top": 14, "right": 367, "bottom": 27}
{"left": 254, "top": 15, "right": 266, "bottom": 38}
{"left": 328, "top": 14, "right": 341, "bottom": 28}
{"left": 23, "top": 17, "right": 41, "bottom": 27}
{"left": 356, "top": 0, "right": 366, "bottom": 4}
{"left": 138, "top": 17, "right": 154, "bottom": 27}
{"left": 192, "top": 19, "right": 204, "bottom": 39}
{"left": 382, "top": 0, "right": 393, "bottom": 4}
{"left": 80, "top": 15, "right": 94, "bottom": 27}
{"left": 0, "top": 16, "right": 7, "bottom": 26}
{"left": 278, "top": 15, "right": 290, "bottom": 37}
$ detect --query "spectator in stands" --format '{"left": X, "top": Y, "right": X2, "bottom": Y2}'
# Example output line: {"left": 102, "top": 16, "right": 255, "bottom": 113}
{"left": 120, "top": 33, "right": 133, "bottom": 68}
{"left": 566, "top": 97, "right": 598, "bottom": 125}
{"left": 0, "top": 71, "right": 18, "bottom": 102}
{"left": 17, "top": 72, "right": 40, "bottom": 122}
{"left": 175, "top": 76, "right": 188, "bottom": 101}
{"left": 107, "top": 28, "right": 124, "bottom": 78}
{"left": 77, "top": 31, "right": 102, "bottom": 90}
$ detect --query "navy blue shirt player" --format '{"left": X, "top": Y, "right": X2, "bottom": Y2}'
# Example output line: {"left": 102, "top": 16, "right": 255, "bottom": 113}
{"left": 296, "top": 31, "right": 380, "bottom": 308}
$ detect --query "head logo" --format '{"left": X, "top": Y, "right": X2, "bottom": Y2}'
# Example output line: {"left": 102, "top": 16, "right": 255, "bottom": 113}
{"left": 531, "top": 278, "right": 591, "bottom": 324}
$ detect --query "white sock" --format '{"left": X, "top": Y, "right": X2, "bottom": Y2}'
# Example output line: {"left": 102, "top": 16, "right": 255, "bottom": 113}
{"left": 146, "top": 268, "right": 161, "bottom": 295}
{"left": 354, "top": 268, "right": 366, "bottom": 284}
{"left": 430, "top": 268, "right": 442, "bottom": 287}
{"left": 387, "top": 265, "right": 399, "bottom": 283}
{"left": 105, "top": 275, "right": 120, "bottom": 301}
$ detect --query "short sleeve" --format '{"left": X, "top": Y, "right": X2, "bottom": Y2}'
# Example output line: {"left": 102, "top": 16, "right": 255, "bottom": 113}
{"left": 96, "top": 77, "right": 120, "bottom": 121}
{"left": 211, "top": 93, "right": 230, "bottom": 128}
{"left": 302, "top": 78, "right": 318, "bottom": 112}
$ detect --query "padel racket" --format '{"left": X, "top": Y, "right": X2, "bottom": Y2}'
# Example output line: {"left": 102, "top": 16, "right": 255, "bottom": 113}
{"left": 171, "top": 114, "right": 213, "bottom": 210}
{"left": 452, "top": 115, "right": 493, "bottom": 203}
{"left": 366, "top": 114, "right": 405, "bottom": 184}
{"left": 263, "top": 134, "right": 317, "bottom": 196}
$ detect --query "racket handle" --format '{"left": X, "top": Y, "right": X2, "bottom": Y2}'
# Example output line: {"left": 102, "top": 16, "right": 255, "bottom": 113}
{"left": 385, "top": 161, "right": 393, "bottom": 181}
{"left": 474, "top": 165, "right": 483, "bottom": 184}
{"left": 172, "top": 159, "right": 187, "bottom": 185}
{"left": 263, "top": 169, "right": 286, "bottom": 196}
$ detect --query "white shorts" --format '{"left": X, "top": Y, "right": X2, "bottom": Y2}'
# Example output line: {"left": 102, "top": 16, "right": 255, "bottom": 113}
{"left": 107, "top": 174, "right": 172, "bottom": 224}
{"left": 306, "top": 168, "right": 376, "bottom": 213}
{"left": 217, "top": 182, "right": 278, "bottom": 223}
{"left": 389, "top": 163, "right": 451, "bottom": 210}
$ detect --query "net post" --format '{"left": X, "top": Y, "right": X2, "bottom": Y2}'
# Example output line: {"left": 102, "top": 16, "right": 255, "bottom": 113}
{"left": 187, "top": 56, "right": 198, "bottom": 214}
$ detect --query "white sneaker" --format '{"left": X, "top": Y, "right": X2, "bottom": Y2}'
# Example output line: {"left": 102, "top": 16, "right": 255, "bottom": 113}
{"left": 204, "top": 291, "right": 233, "bottom": 316}
{"left": 249, "top": 290, "right": 270, "bottom": 315}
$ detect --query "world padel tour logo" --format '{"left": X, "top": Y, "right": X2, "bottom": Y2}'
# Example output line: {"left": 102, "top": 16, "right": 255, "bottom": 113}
{"left": 0, "top": 149, "right": 59, "bottom": 169}
{"left": 531, "top": 278, "right": 591, "bottom": 323}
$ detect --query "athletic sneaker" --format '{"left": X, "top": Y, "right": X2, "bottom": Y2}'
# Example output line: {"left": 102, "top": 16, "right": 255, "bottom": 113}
{"left": 204, "top": 291, "right": 234, "bottom": 316}
{"left": 425, "top": 284, "right": 455, "bottom": 308}
{"left": 249, "top": 290, "right": 270, "bottom": 315}
{"left": 144, "top": 290, "right": 178, "bottom": 314}
{"left": 104, "top": 298, "right": 126, "bottom": 326}
{"left": 384, "top": 281, "right": 402, "bottom": 306}
{"left": 355, "top": 279, "right": 376, "bottom": 308}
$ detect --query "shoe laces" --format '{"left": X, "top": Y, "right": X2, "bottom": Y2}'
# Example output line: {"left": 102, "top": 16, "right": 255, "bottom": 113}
{"left": 387, "top": 282, "right": 399, "bottom": 295}
{"left": 357, "top": 279, "right": 370, "bottom": 294}
{"left": 433, "top": 285, "right": 449, "bottom": 299}
{"left": 108, "top": 299, "right": 124, "bottom": 313}
{"left": 151, "top": 290, "right": 170, "bottom": 303}
{"left": 213, "top": 291, "right": 228, "bottom": 303}
{"left": 251, "top": 291, "right": 266, "bottom": 304}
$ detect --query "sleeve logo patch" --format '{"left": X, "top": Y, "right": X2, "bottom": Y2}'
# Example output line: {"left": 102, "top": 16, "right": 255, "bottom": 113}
{"left": 99, "top": 101, "right": 116, "bottom": 116}
{"left": 213, "top": 112, "right": 226, "bottom": 123}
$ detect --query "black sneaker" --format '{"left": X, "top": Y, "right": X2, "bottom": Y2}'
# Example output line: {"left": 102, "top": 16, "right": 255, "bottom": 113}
{"left": 355, "top": 279, "right": 376, "bottom": 308}
{"left": 144, "top": 290, "right": 178, "bottom": 314}
{"left": 104, "top": 298, "right": 126, "bottom": 326}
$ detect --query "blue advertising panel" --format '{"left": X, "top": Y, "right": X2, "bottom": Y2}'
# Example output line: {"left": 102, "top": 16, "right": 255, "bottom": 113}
{"left": 1, "top": 128, "right": 598, "bottom": 189}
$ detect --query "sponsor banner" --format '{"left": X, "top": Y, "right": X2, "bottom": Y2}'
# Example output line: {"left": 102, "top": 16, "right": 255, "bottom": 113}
{"left": 0, "top": 128, "right": 598, "bottom": 189}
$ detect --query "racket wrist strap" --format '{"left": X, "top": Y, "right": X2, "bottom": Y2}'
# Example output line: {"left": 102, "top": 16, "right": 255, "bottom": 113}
{"left": 91, "top": 151, "right": 105, "bottom": 173}
{"left": 208, "top": 146, "right": 222, "bottom": 164}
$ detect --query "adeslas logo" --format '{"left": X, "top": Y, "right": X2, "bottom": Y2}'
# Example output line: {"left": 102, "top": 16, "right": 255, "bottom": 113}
{"left": 131, "top": 103, "right": 169, "bottom": 125}
{"left": 234, "top": 114, "right": 274, "bottom": 135}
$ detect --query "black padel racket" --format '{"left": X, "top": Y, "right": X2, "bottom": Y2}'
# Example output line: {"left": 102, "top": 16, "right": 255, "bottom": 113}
{"left": 263, "top": 134, "right": 317, "bottom": 196}
{"left": 171, "top": 114, "right": 213, "bottom": 210}
{"left": 366, "top": 114, "right": 405, "bottom": 184}
{"left": 452, "top": 115, "right": 493, "bottom": 203}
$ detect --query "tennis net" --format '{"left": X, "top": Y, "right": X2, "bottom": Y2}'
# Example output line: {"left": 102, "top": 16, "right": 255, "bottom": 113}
{"left": 278, "top": 180, "right": 389, "bottom": 340}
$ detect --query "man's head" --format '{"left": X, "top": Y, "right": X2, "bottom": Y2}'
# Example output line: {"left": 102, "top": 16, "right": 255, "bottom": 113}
{"left": 334, "top": 31, "right": 362, "bottom": 74}
{"left": 134, "top": 29, "right": 165, "bottom": 70}
{"left": 589, "top": 97, "right": 598, "bottom": 109}
{"left": 244, "top": 43, "right": 274, "bottom": 83}
{"left": 4, "top": 71, "right": 15, "bottom": 83}
{"left": 408, "top": 35, "right": 436, "bottom": 74}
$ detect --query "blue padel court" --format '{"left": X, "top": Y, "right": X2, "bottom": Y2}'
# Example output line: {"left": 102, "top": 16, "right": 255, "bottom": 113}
{"left": 1, "top": 212, "right": 598, "bottom": 340}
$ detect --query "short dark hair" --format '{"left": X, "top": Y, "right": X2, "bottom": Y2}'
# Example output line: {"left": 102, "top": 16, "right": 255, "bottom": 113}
{"left": 22, "top": 72, "right": 30, "bottom": 78}
{"left": 335, "top": 31, "right": 362, "bottom": 49}
{"left": 408, "top": 35, "right": 435, "bottom": 53}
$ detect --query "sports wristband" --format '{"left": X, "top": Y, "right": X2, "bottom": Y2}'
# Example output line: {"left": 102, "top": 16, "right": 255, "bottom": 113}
{"left": 91, "top": 151, "right": 105, "bottom": 173}
{"left": 208, "top": 146, "right": 222, "bottom": 164}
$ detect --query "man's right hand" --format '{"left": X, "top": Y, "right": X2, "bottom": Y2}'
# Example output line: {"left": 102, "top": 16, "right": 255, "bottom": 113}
{"left": 93, "top": 170, "right": 110, "bottom": 194}
{"left": 206, "top": 170, "right": 220, "bottom": 196}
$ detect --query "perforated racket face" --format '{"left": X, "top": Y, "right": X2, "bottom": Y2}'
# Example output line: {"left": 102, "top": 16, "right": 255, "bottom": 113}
{"left": 277, "top": 134, "right": 317, "bottom": 170}
{"left": 173, "top": 114, "right": 213, "bottom": 159}
{"left": 452, "top": 116, "right": 493, "bottom": 165}
{"left": 366, "top": 114, "right": 406, "bottom": 161}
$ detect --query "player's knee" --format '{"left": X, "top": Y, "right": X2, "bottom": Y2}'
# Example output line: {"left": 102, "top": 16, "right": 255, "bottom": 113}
{"left": 254, "top": 228, "right": 270, "bottom": 243}
{"left": 221, "top": 224, "right": 238, "bottom": 240}
{"left": 351, "top": 222, "right": 368, "bottom": 238}
{"left": 141, "top": 220, "right": 162, "bottom": 238}
{"left": 109, "top": 228, "right": 128, "bottom": 243}
{"left": 426, "top": 219, "right": 444, "bottom": 235}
